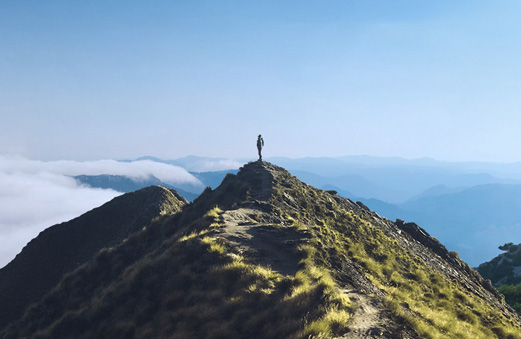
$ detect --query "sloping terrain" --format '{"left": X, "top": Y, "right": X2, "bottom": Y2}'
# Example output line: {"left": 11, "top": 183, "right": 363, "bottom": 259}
{"left": 478, "top": 243, "right": 521, "bottom": 313}
{"left": 1, "top": 162, "right": 520, "bottom": 338}
{"left": 479, "top": 243, "right": 521, "bottom": 286}
{"left": 0, "top": 186, "right": 186, "bottom": 330}
{"left": 354, "top": 184, "right": 521, "bottom": 266}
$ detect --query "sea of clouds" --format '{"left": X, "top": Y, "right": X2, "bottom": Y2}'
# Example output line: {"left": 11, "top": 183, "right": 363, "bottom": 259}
{"left": 0, "top": 155, "right": 205, "bottom": 268}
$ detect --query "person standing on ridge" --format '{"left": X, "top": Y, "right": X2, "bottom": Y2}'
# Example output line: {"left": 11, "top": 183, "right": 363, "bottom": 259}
{"left": 257, "top": 134, "right": 264, "bottom": 161}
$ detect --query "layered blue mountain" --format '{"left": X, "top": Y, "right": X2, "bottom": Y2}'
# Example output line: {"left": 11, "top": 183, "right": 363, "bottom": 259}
{"left": 75, "top": 170, "right": 238, "bottom": 202}
{"left": 75, "top": 175, "right": 199, "bottom": 201}
{"left": 358, "top": 184, "right": 521, "bottom": 266}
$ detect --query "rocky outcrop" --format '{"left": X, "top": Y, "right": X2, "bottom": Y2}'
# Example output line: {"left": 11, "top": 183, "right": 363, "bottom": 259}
{"left": 478, "top": 243, "right": 521, "bottom": 286}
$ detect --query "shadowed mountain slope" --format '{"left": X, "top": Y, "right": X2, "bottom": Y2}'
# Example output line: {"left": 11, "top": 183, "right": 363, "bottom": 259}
{"left": 1, "top": 162, "right": 520, "bottom": 338}
{"left": 0, "top": 186, "right": 186, "bottom": 330}
{"left": 478, "top": 243, "right": 521, "bottom": 314}
{"left": 479, "top": 243, "right": 521, "bottom": 286}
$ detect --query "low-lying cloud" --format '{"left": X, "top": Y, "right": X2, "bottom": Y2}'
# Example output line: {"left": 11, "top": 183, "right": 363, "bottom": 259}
{"left": 1, "top": 156, "right": 203, "bottom": 186}
{"left": 0, "top": 156, "right": 204, "bottom": 268}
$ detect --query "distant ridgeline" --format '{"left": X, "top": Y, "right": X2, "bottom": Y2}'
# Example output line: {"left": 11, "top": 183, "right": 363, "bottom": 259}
{"left": 74, "top": 169, "right": 238, "bottom": 202}
{"left": 0, "top": 161, "right": 519, "bottom": 338}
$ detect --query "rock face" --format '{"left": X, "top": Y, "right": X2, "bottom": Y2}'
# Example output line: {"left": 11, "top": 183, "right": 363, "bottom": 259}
{"left": 1, "top": 162, "right": 520, "bottom": 338}
{"left": 0, "top": 186, "right": 186, "bottom": 330}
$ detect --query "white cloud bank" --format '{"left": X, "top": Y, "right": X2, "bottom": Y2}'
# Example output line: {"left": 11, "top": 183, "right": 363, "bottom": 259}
{"left": 0, "top": 156, "right": 203, "bottom": 186}
{"left": 0, "top": 156, "right": 204, "bottom": 268}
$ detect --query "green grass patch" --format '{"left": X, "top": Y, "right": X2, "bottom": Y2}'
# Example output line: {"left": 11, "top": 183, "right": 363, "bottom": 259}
{"left": 268, "top": 172, "right": 521, "bottom": 338}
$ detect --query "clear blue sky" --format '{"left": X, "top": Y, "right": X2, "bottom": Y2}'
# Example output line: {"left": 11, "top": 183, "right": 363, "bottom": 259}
{"left": 2, "top": 1, "right": 521, "bottom": 162}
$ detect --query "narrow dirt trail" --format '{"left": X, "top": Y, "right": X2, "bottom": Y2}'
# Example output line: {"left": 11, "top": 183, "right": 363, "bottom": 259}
{"left": 217, "top": 208, "right": 303, "bottom": 276}
{"left": 338, "top": 289, "right": 388, "bottom": 338}
{"left": 246, "top": 161, "right": 273, "bottom": 203}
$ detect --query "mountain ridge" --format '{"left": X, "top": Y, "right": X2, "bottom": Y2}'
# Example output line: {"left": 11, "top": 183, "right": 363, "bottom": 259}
{"left": 0, "top": 186, "right": 187, "bottom": 330}
{"left": 72, "top": 156, "right": 521, "bottom": 266}
{"left": 1, "top": 161, "right": 519, "bottom": 338}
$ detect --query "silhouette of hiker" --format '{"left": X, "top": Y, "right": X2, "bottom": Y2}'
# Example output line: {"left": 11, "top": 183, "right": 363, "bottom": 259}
{"left": 257, "top": 134, "right": 264, "bottom": 161}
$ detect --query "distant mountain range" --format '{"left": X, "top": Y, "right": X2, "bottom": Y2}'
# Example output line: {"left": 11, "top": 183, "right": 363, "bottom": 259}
{"left": 132, "top": 155, "right": 242, "bottom": 172}
{"left": 75, "top": 175, "right": 200, "bottom": 201}
{"left": 356, "top": 184, "right": 521, "bottom": 266}
{"left": 75, "top": 170, "right": 239, "bottom": 202}
{"left": 270, "top": 156, "right": 520, "bottom": 203}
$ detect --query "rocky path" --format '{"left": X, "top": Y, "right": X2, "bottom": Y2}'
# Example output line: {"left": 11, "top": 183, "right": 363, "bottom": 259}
{"left": 338, "top": 289, "right": 387, "bottom": 338}
{"left": 246, "top": 161, "right": 274, "bottom": 203}
{"left": 216, "top": 208, "right": 303, "bottom": 276}
{"left": 338, "top": 288, "right": 420, "bottom": 339}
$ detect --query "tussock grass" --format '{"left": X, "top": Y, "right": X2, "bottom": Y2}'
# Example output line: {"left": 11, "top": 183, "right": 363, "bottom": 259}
{"left": 269, "top": 172, "right": 521, "bottom": 338}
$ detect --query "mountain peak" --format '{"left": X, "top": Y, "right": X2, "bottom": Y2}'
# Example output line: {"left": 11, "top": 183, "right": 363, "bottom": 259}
{"left": 185, "top": 161, "right": 284, "bottom": 213}
{"left": 234, "top": 160, "right": 290, "bottom": 200}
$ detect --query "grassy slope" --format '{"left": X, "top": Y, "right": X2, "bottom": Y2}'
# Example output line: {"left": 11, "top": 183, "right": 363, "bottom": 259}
{"left": 0, "top": 185, "right": 186, "bottom": 331}
{"left": 498, "top": 284, "right": 521, "bottom": 314}
{"left": 3, "top": 212, "right": 350, "bottom": 338}
{"left": 267, "top": 164, "right": 521, "bottom": 339}
{"left": 3, "top": 162, "right": 521, "bottom": 338}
